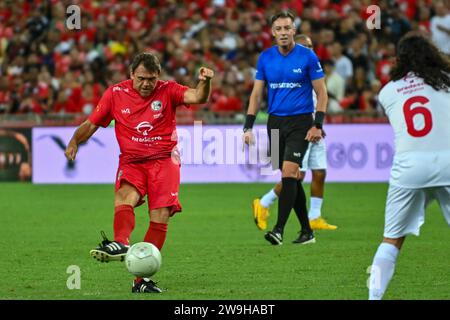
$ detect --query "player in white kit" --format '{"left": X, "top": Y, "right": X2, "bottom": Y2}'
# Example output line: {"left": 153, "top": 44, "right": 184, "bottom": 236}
{"left": 368, "top": 32, "right": 450, "bottom": 300}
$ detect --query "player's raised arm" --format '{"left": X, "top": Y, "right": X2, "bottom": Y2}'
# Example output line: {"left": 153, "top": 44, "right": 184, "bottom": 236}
{"left": 65, "top": 119, "right": 99, "bottom": 161}
{"left": 243, "top": 79, "right": 265, "bottom": 147}
{"left": 183, "top": 67, "right": 214, "bottom": 104}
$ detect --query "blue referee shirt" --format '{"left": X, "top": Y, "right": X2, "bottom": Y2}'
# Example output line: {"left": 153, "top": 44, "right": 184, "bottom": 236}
{"left": 255, "top": 44, "right": 324, "bottom": 116}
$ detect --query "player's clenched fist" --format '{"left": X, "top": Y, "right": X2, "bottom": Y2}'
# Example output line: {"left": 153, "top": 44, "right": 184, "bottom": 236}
{"left": 198, "top": 67, "right": 214, "bottom": 80}
{"left": 65, "top": 142, "right": 78, "bottom": 161}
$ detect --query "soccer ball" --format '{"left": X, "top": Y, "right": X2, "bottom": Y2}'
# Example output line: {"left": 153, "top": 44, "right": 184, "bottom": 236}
{"left": 125, "top": 242, "right": 162, "bottom": 277}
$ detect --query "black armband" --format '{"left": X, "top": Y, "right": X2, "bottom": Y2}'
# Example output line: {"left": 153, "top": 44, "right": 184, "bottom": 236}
{"left": 314, "top": 111, "right": 325, "bottom": 129}
{"left": 243, "top": 114, "right": 256, "bottom": 132}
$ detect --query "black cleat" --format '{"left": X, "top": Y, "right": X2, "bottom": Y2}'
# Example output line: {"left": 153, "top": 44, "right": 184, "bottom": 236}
{"left": 132, "top": 278, "right": 163, "bottom": 293}
{"left": 264, "top": 231, "right": 283, "bottom": 245}
{"left": 89, "top": 231, "right": 129, "bottom": 262}
{"left": 292, "top": 231, "right": 316, "bottom": 245}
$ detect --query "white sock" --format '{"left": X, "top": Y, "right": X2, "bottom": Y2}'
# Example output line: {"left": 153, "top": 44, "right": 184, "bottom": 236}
{"left": 368, "top": 242, "right": 399, "bottom": 300}
{"left": 260, "top": 188, "right": 278, "bottom": 208}
{"left": 308, "top": 197, "right": 323, "bottom": 220}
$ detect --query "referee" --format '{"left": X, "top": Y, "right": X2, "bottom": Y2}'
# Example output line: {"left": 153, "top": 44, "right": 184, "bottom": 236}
{"left": 243, "top": 11, "right": 328, "bottom": 245}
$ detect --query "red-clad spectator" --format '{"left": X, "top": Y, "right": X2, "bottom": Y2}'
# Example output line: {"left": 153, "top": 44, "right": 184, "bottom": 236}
{"left": 0, "top": 76, "right": 10, "bottom": 113}
{"left": 0, "top": 2, "right": 12, "bottom": 22}
{"left": 376, "top": 58, "right": 393, "bottom": 87}
{"left": 314, "top": 43, "right": 331, "bottom": 61}
{"left": 417, "top": 6, "right": 431, "bottom": 34}
{"left": 37, "top": 70, "right": 51, "bottom": 101}
{"left": 19, "top": 95, "right": 43, "bottom": 114}
{"left": 0, "top": 90, "right": 10, "bottom": 112}
{"left": 397, "top": 0, "right": 418, "bottom": 20}
{"left": 80, "top": 83, "right": 99, "bottom": 115}
{"left": 128, "top": 9, "right": 151, "bottom": 33}
{"left": 212, "top": 85, "right": 242, "bottom": 113}
{"left": 53, "top": 90, "right": 80, "bottom": 114}
{"left": 376, "top": 43, "right": 396, "bottom": 87}
{"left": 331, "top": 0, "right": 351, "bottom": 17}
{"left": 53, "top": 52, "right": 72, "bottom": 77}
{"left": 108, "top": 54, "right": 127, "bottom": 74}
{"left": 0, "top": 23, "right": 13, "bottom": 40}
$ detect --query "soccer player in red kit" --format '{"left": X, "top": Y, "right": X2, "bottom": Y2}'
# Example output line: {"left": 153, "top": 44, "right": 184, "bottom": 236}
{"left": 64, "top": 52, "right": 214, "bottom": 293}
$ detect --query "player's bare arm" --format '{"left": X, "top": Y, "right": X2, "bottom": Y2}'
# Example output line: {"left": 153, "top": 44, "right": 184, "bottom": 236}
{"left": 183, "top": 67, "right": 214, "bottom": 104}
{"left": 243, "top": 80, "right": 265, "bottom": 147}
{"left": 65, "top": 120, "right": 99, "bottom": 161}
{"left": 306, "top": 78, "right": 328, "bottom": 143}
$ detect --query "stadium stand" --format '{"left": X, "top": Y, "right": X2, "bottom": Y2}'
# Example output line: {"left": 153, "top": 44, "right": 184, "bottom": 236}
{"left": 0, "top": 0, "right": 448, "bottom": 126}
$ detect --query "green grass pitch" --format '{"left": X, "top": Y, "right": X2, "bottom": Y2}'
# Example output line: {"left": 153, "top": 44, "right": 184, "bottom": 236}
{"left": 0, "top": 182, "right": 448, "bottom": 300}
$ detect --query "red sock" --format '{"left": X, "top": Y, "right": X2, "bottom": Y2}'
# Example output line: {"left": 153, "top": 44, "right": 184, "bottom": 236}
{"left": 143, "top": 221, "right": 168, "bottom": 251}
{"left": 113, "top": 205, "right": 135, "bottom": 245}
{"left": 135, "top": 222, "right": 168, "bottom": 283}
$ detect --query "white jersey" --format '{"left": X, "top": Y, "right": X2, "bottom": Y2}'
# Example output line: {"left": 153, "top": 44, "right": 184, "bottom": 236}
{"left": 378, "top": 72, "right": 450, "bottom": 188}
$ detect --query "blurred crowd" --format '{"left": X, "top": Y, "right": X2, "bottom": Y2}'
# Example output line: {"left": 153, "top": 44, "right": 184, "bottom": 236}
{"left": 0, "top": 0, "right": 449, "bottom": 123}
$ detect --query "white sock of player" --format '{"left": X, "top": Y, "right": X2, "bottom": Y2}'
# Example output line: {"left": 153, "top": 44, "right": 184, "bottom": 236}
{"left": 308, "top": 197, "right": 323, "bottom": 220}
{"left": 260, "top": 188, "right": 278, "bottom": 208}
{"left": 368, "top": 242, "right": 399, "bottom": 300}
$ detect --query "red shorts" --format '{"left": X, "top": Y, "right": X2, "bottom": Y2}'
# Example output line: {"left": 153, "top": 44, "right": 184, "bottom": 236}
{"left": 115, "top": 157, "right": 181, "bottom": 215}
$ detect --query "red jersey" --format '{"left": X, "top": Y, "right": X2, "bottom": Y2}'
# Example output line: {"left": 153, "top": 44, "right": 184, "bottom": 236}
{"left": 89, "top": 79, "right": 188, "bottom": 163}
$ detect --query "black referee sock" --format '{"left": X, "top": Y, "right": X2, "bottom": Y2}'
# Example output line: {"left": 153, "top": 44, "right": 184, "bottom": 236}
{"left": 274, "top": 177, "right": 298, "bottom": 235}
{"left": 293, "top": 180, "right": 312, "bottom": 234}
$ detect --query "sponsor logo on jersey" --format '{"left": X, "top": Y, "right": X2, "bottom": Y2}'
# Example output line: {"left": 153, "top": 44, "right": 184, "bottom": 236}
{"left": 403, "top": 72, "right": 416, "bottom": 84}
{"left": 151, "top": 100, "right": 162, "bottom": 111}
{"left": 292, "top": 68, "right": 302, "bottom": 73}
{"left": 121, "top": 108, "right": 130, "bottom": 114}
{"left": 112, "top": 86, "right": 129, "bottom": 93}
{"left": 396, "top": 80, "right": 425, "bottom": 94}
{"left": 131, "top": 136, "right": 162, "bottom": 143}
{"left": 269, "top": 82, "right": 302, "bottom": 89}
{"left": 316, "top": 62, "right": 323, "bottom": 73}
{"left": 293, "top": 152, "right": 302, "bottom": 157}
{"left": 135, "top": 121, "right": 153, "bottom": 136}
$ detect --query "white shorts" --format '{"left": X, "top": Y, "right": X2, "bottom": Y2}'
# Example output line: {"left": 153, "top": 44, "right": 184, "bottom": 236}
{"left": 301, "top": 139, "right": 327, "bottom": 172}
{"left": 384, "top": 185, "right": 450, "bottom": 238}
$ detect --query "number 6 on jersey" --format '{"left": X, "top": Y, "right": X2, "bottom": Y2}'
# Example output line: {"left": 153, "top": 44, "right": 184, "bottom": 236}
{"left": 403, "top": 96, "right": 432, "bottom": 137}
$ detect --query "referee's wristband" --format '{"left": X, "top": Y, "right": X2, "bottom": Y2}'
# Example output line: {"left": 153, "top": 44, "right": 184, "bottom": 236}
{"left": 314, "top": 111, "right": 325, "bottom": 129}
{"left": 243, "top": 114, "right": 256, "bottom": 132}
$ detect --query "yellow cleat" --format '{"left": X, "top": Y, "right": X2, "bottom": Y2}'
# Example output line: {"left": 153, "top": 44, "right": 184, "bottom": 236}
{"left": 252, "top": 199, "right": 270, "bottom": 230}
{"left": 309, "top": 217, "right": 338, "bottom": 230}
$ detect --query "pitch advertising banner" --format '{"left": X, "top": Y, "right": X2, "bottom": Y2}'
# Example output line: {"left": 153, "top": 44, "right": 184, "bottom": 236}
{"left": 32, "top": 124, "right": 394, "bottom": 184}
{"left": 32, "top": 127, "right": 119, "bottom": 184}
